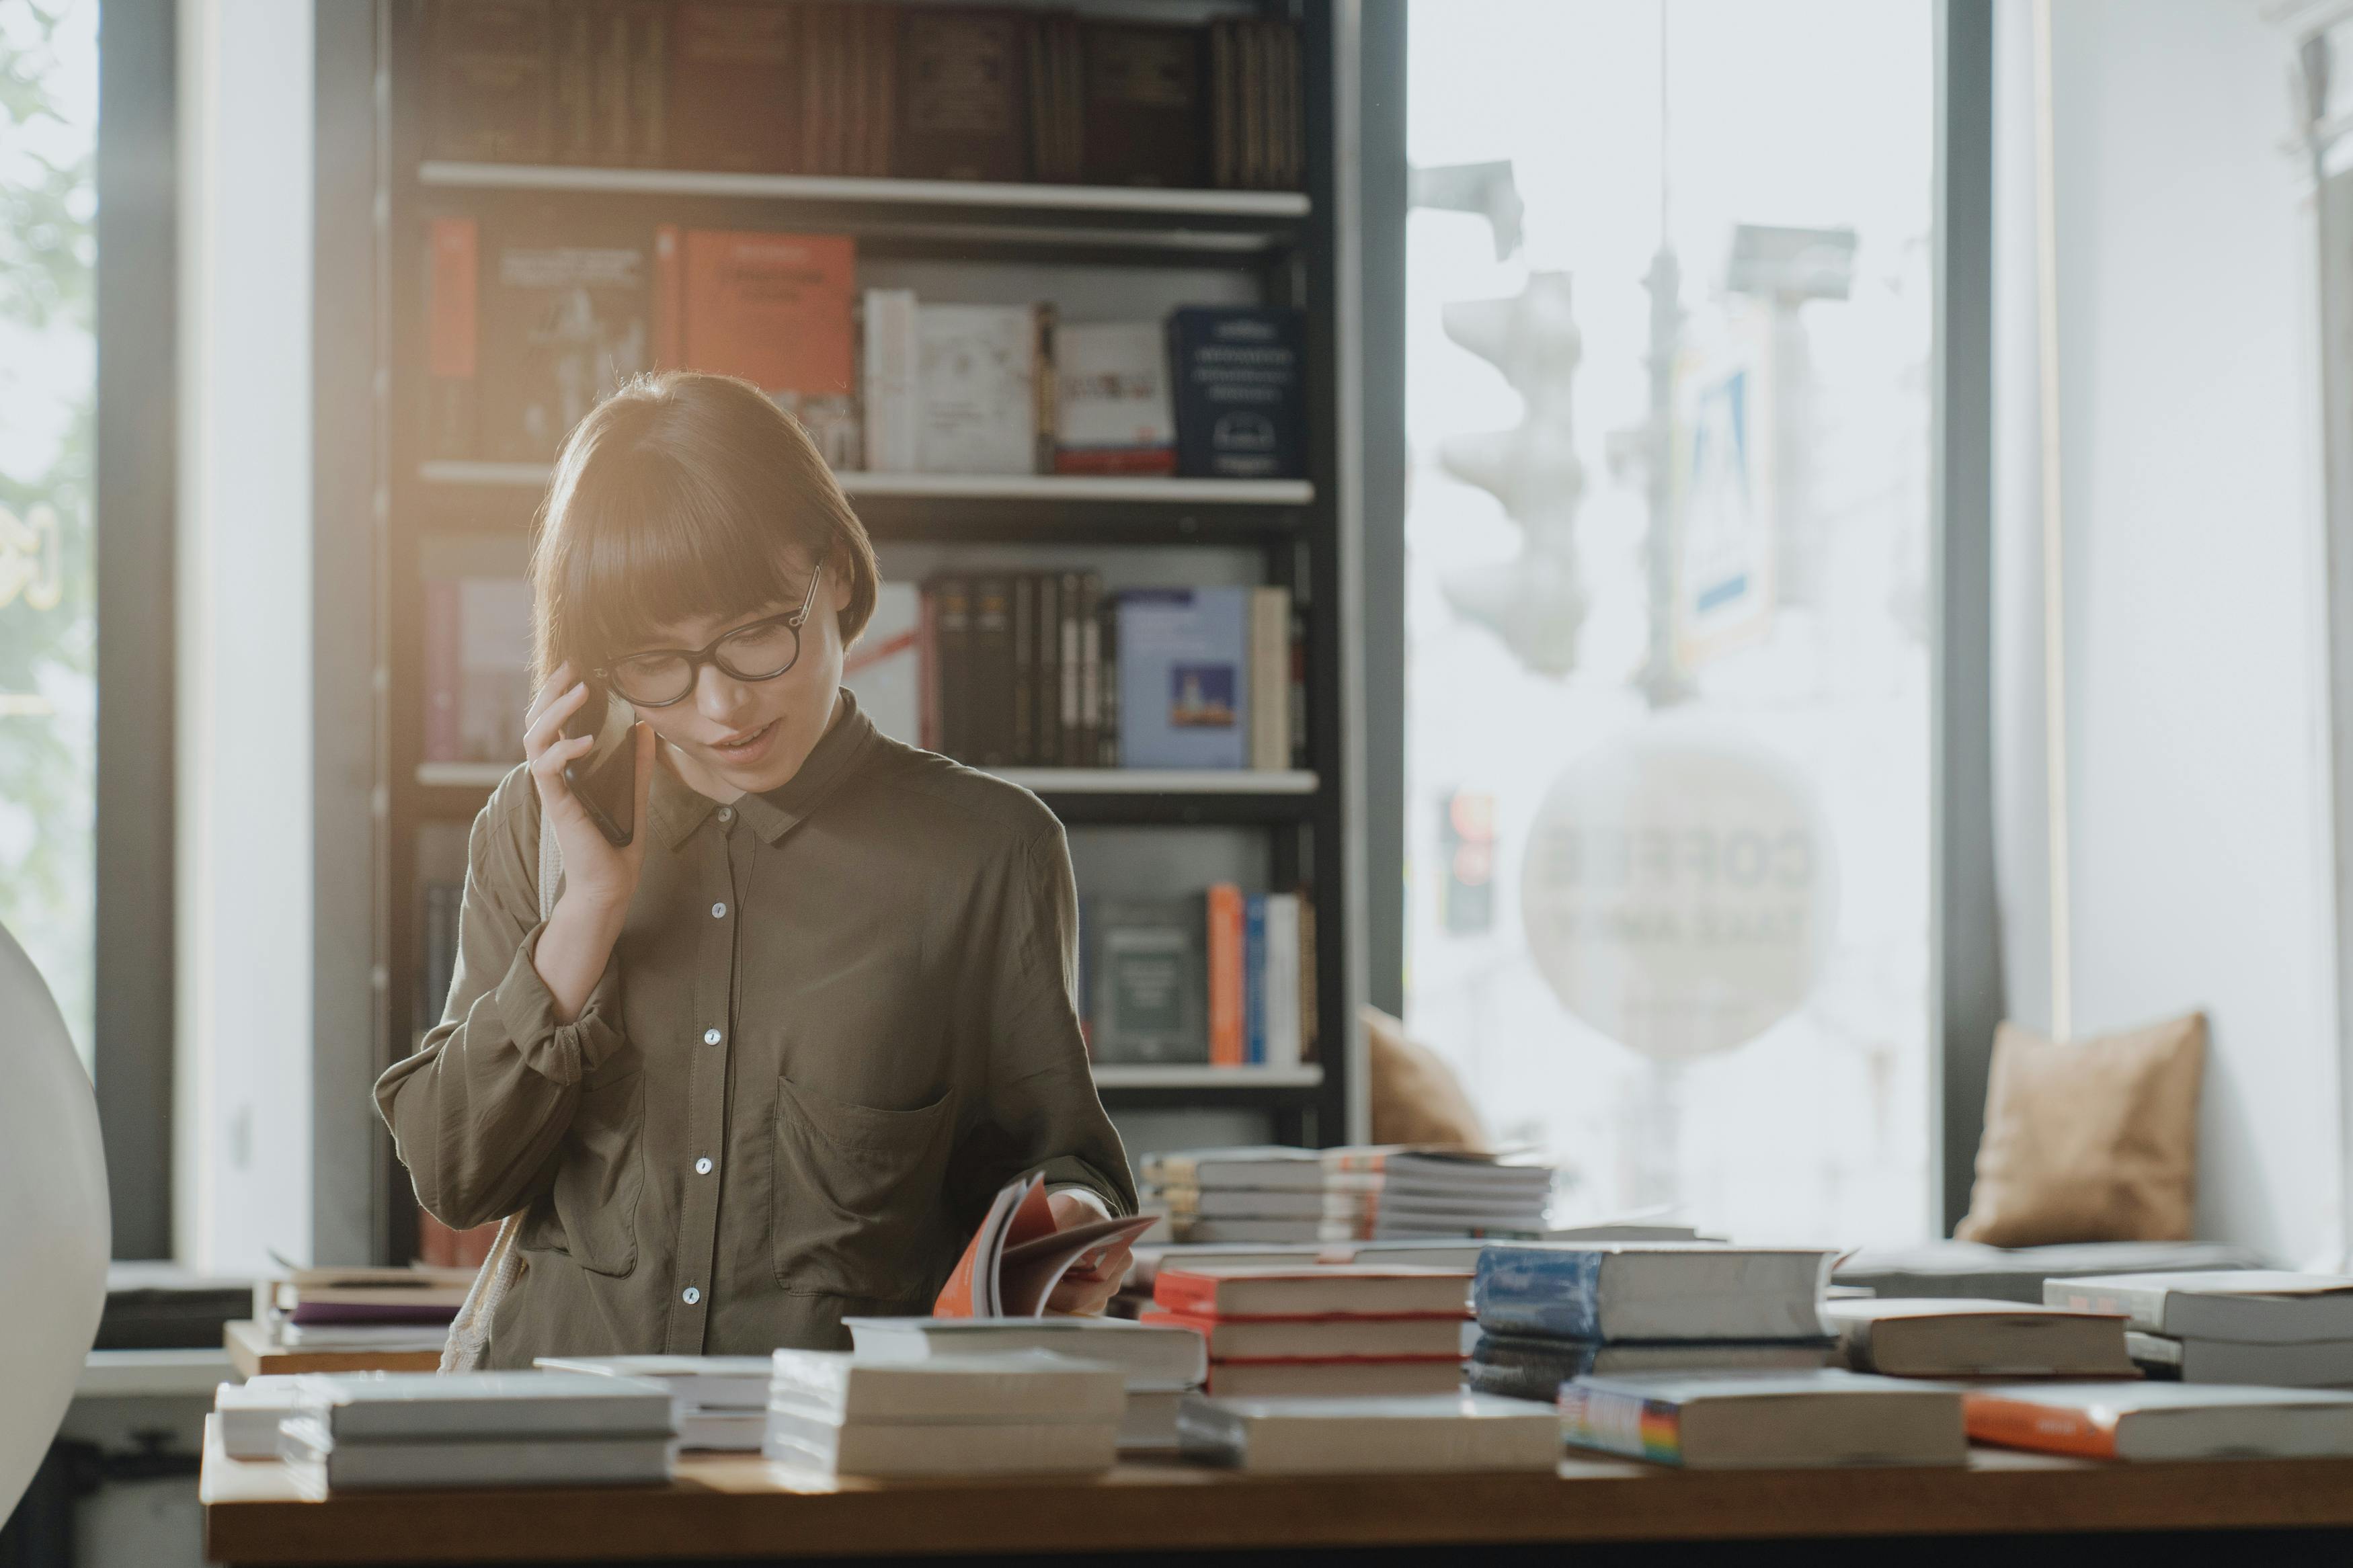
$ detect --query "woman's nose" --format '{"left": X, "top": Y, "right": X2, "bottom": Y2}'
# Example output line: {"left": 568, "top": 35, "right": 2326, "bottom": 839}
{"left": 695, "top": 663, "right": 755, "bottom": 720}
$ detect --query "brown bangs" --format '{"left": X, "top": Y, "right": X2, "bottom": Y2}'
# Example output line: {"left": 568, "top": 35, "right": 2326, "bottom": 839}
{"left": 530, "top": 371, "right": 879, "bottom": 686}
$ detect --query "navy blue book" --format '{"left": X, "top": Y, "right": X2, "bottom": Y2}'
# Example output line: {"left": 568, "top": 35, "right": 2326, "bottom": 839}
{"left": 1167, "top": 306, "right": 1307, "bottom": 479}
{"left": 1472, "top": 1245, "right": 1835, "bottom": 1342}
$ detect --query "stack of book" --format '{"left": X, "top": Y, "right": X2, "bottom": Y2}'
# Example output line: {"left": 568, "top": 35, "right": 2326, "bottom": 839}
{"left": 765, "top": 1350, "right": 1125, "bottom": 1478}
{"left": 1559, "top": 1370, "right": 1970, "bottom": 1469}
{"left": 1144, "top": 1264, "right": 1473, "bottom": 1398}
{"left": 279, "top": 1372, "right": 677, "bottom": 1491}
{"left": 1964, "top": 1383, "right": 2353, "bottom": 1460}
{"left": 2046, "top": 1270, "right": 2353, "bottom": 1386}
{"left": 535, "top": 1355, "right": 774, "bottom": 1451}
{"left": 1142, "top": 1147, "right": 1327, "bottom": 1243}
{"left": 264, "top": 1268, "right": 475, "bottom": 1356}
{"left": 1320, "top": 1148, "right": 1556, "bottom": 1242}
{"left": 1179, "top": 1393, "right": 1559, "bottom": 1475}
{"left": 844, "top": 1315, "right": 1207, "bottom": 1452}
{"left": 1823, "top": 1297, "right": 2136, "bottom": 1378}
{"left": 1468, "top": 1244, "right": 1839, "bottom": 1403}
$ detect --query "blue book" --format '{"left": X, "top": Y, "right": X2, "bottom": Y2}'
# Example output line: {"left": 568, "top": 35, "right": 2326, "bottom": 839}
{"left": 1473, "top": 1245, "right": 1835, "bottom": 1342}
{"left": 1168, "top": 306, "right": 1307, "bottom": 479}
{"left": 1244, "top": 895, "right": 1267, "bottom": 1065}
{"left": 1114, "top": 588, "right": 1250, "bottom": 769}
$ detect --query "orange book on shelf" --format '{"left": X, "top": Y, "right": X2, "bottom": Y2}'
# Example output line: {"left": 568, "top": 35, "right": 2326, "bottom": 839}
{"left": 678, "top": 229, "right": 856, "bottom": 398}
{"left": 1962, "top": 1392, "right": 2120, "bottom": 1458}
{"left": 1206, "top": 882, "right": 1245, "bottom": 1065}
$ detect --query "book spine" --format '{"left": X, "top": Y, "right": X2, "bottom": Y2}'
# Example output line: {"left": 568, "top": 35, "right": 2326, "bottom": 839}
{"left": 1034, "top": 302, "right": 1058, "bottom": 475}
{"left": 551, "top": 5, "right": 594, "bottom": 163}
{"left": 1295, "top": 891, "right": 1317, "bottom": 1061}
{"left": 971, "top": 576, "right": 1014, "bottom": 766}
{"left": 422, "top": 579, "right": 461, "bottom": 762}
{"left": 423, "top": 216, "right": 478, "bottom": 460}
{"left": 934, "top": 577, "right": 971, "bottom": 760}
{"left": 1011, "top": 574, "right": 1036, "bottom": 766}
{"left": 1558, "top": 1385, "right": 1683, "bottom": 1466}
{"left": 631, "top": 0, "right": 667, "bottom": 165}
{"left": 1058, "top": 571, "right": 1084, "bottom": 768}
{"left": 1207, "top": 882, "right": 1245, "bottom": 1067}
{"left": 1250, "top": 585, "right": 1289, "bottom": 772}
{"left": 1263, "top": 893, "right": 1300, "bottom": 1067}
{"left": 861, "top": 288, "right": 918, "bottom": 472}
{"left": 1075, "top": 571, "right": 1103, "bottom": 767}
{"left": 1035, "top": 573, "right": 1062, "bottom": 768}
{"left": 1097, "top": 591, "right": 1120, "bottom": 766}
{"left": 918, "top": 583, "right": 941, "bottom": 751}
{"left": 1960, "top": 1395, "right": 2120, "bottom": 1458}
{"left": 1289, "top": 602, "right": 1307, "bottom": 768}
{"left": 1244, "top": 894, "right": 1266, "bottom": 1065}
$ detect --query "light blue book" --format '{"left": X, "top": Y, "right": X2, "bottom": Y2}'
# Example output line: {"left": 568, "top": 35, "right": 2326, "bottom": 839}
{"left": 1115, "top": 588, "right": 1250, "bottom": 769}
{"left": 1473, "top": 1245, "right": 1835, "bottom": 1342}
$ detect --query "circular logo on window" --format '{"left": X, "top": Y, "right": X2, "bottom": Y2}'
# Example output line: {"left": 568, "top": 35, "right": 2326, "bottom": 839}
{"left": 1519, "top": 730, "right": 1835, "bottom": 1059}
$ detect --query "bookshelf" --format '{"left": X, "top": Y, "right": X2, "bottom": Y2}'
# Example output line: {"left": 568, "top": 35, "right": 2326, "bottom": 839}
{"left": 372, "top": 0, "right": 1351, "bottom": 1264}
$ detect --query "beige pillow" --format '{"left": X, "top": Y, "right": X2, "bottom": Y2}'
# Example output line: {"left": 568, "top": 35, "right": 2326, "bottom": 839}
{"left": 1954, "top": 1012, "right": 2206, "bottom": 1246}
{"left": 1360, "top": 1005, "right": 1488, "bottom": 1152}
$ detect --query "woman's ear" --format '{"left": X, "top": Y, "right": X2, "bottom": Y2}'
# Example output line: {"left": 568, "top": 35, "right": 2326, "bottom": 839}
{"left": 830, "top": 569, "right": 853, "bottom": 614}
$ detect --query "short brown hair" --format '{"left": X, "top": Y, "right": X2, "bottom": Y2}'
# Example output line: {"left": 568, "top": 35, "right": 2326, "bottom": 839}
{"left": 529, "top": 370, "right": 881, "bottom": 686}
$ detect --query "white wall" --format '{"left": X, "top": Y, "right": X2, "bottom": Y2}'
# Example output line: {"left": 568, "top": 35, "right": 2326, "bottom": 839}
{"left": 175, "top": 0, "right": 315, "bottom": 1274}
{"left": 1993, "top": 0, "right": 2342, "bottom": 1264}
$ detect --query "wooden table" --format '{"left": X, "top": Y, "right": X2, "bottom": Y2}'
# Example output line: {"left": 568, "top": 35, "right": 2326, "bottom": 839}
{"left": 225, "top": 1320, "right": 443, "bottom": 1380}
{"left": 200, "top": 1415, "right": 2353, "bottom": 1566}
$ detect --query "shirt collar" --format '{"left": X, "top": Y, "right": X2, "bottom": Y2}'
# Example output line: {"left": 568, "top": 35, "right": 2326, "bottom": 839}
{"left": 648, "top": 688, "right": 879, "bottom": 852}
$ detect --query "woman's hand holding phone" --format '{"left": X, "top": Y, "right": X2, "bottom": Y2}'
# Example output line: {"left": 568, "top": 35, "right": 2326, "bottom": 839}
{"left": 522, "top": 663, "right": 657, "bottom": 1023}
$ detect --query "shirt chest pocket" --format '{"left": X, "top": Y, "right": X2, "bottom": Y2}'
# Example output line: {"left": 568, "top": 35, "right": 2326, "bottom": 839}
{"left": 770, "top": 1075, "right": 957, "bottom": 1301}
{"left": 520, "top": 1065, "right": 645, "bottom": 1278}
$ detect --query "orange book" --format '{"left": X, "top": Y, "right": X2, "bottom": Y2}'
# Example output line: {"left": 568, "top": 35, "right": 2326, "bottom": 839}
{"left": 1963, "top": 1392, "right": 2121, "bottom": 1458}
{"left": 1152, "top": 1265, "right": 1474, "bottom": 1321}
{"left": 1206, "top": 882, "right": 1244, "bottom": 1065}
{"left": 678, "top": 229, "right": 856, "bottom": 397}
{"left": 934, "top": 1174, "right": 1156, "bottom": 1318}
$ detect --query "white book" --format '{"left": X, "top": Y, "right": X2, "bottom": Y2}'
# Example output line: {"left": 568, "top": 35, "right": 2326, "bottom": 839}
{"left": 844, "top": 1317, "right": 1207, "bottom": 1390}
{"left": 1138, "top": 1145, "right": 1328, "bottom": 1193}
{"left": 1163, "top": 1186, "right": 1328, "bottom": 1219}
{"left": 1562, "top": 1370, "right": 1968, "bottom": 1469}
{"left": 916, "top": 303, "right": 1040, "bottom": 474}
{"left": 1262, "top": 894, "right": 1300, "bottom": 1068}
{"left": 843, "top": 581, "right": 921, "bottom": 746}
{"left": 2127, "top": 1331, "right": 2353, "bottom": 1387}
{"left": 1248, "top": 585, "right": 1290, "bottom": 771}
{"left": 1825, "top": 1298, "right": 2135, "bottom": 1378}
{"left": 1052, "top": 320, "right": 1174, "bottom": 468}
{"left": 534, "top": 1355, "right": 775, "bottom": 1412}
{"left": 762, "top": 1408, "right": 1118, "bottom": 1477}
{"left": 1160, "top": 1315, "right": 1468, "bottom": 1363}
{"left": 294, "top": 1371, "right": 676, "bottom": 1442}
{"left": 1178, "top": 1394, "right": 1558, "bottom": 1475}
{"left": 768, "top": 1350, "right": 1126, "bottom": 1425}
{"left": 861, "top": 287, "right": 919, "bottom": 472}
{"left": 676, "top": 1409, "right": 768, "bottom": 1451}
{"left": 1118, "top": 1387, "right": 1193, "bottom": 1450}
{"left": 1171, "top": 1218, "right": 1328, "bottom": 1245}
{"left": 279, "top": 1417, "right": 676, "bottom": 1492}
{"left": 2044, "top": 1272, "right": 2353, "bottom": 1344}
{"left": 216, "top": 1376, "right": 309, "bottom": 1460}
{"left": 1966, "top": 1381, "right": 2353, "bottom": 1460}
{"left": 273, "top": 1322, "right": 448, "bottom": 1351}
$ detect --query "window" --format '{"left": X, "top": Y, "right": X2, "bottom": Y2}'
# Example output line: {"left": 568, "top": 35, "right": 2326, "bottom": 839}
{"left": 1403, "top": 0, "right": 1936, "bottom": 1242}
{"left": 0, "top": 1, "right": 98, "bottom": 1067}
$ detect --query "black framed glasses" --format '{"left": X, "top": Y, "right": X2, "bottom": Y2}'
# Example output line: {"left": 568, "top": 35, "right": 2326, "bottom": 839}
{"left": 596, "top": 555, "right": 827, "bottom": 708}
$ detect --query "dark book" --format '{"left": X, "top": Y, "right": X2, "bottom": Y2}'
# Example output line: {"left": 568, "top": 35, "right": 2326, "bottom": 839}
{"left": 932, "top": 577, "right": 972, "bottom": 761}
{"left": 1011, "top": 573, "right": 1037, "bottom": 766}
{"left": 1096, "top": 591, "right": 1120, "bottom": 766}
{"left": 477, "top": 214, "right": 651, "bottom": 462}
{"left": 863, "top": 2, "right": 900, "bottom": 176}
{"left": 1086, "top": 895, "right": 1210, "bottom": 1064}
{"left": 551, "top": 4, "right": 596, "bottom": 163}
{"left": 1080, "top": 22, "right": 1206, "bottom": 188}
{"left": 1057, "top": 572, "right": 1086, "bottom": 767}
{"left": 1035, "top": 573, "right": 1062, "bottom": 768}
{"left": 1208, "top": 19, "right": 1234, "bottom": 190}
{"left": 798, "top": 3, "right": 838, "bottom": 176}
{"left": 629, "top": 0, "right": 670, "bottom": 167}
{"left": 670, "top": 1, "right": 799, "bottom": 173}
{"left": 422, "top": 216, "right": 478, "bottom": 460}
{"left": 969, "top": 575, "right": 1015, "bottom": 766}
{"left": 896, "top": 7, "right": 1031, "bottom": 182}
{"left": 1074, "top": 572, "right": 1103, "bottom": 767}
{"left": 1029, "top": 11, "right": 1084, "bottom": 182}
{"left": 428, "top": 0, "right": 555, "bottom": 162}
{"left": 1168, "top": 305, "right": 1307, "bottom": 480}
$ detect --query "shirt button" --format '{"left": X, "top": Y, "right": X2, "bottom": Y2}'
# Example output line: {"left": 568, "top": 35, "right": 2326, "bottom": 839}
{"left": 711, "top": 901, "right": 727, "bottom": 919}
{"left": 694, "top": 1157, "right": 713, "bottom": 1175}
{"left": 682, "top": 1286, "right": 701, "bottom": 1305}
{"left": 717, "top": 807, "right": 734, "bottom": 823}
{"left": 703, "top": 1028, "right": 721, "bottom": 1046}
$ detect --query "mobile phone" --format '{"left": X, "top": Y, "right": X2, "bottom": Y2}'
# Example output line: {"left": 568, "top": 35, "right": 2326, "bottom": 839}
{"left": 561, "top": 685, "right": 637, "bottom": 848}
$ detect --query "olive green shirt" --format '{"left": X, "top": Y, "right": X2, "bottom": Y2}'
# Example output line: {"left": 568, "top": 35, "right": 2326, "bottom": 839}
{"left": 374, "top": 690, "right": 1135, "bottom": 1368}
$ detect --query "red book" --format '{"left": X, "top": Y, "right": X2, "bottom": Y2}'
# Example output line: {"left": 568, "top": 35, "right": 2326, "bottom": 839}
{"left": 1206, "top": 882, "right": 1244, "bottom": 1065}
{"left": 933, "top": 1174, "right": 1154, "bottom": 1318}
{"left": 678, "top": 229, "right": 856, "bottom": 399}
{"left": 422, "top": 216, "right": 477, "bottom": 459}
{"left": 1152, "top": 1265, "right": 1474, "bottom": 1321}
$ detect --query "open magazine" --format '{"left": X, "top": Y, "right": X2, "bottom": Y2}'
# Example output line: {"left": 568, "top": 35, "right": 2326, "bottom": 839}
{"left": 934, "top": 1175, "right": 1156, "bottom": 1318}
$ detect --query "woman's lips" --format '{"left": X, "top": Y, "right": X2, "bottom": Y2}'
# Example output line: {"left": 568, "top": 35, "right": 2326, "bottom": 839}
{"left": 709, "top": 718, "right": 780, "bottom": 766}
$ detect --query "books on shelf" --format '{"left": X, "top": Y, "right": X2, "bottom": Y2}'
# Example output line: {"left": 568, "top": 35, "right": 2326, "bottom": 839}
{"left": 1473, "top": 1244, "right": 1835, "bottom": 1342}
{"left": 421, "top": 575, "right": 529, "bottom": 765}
{"left": 1963, "top": 1382, "right": 2353, "bottom": 1460}
{"left": 764, "top": 1350, "right": 1123, "bottom": 1477}
{"left": 912, "top": 302, "right": 1052, "bottom": 476}
{"left": 2043, "top": 1271, "right": 2353, "bottom": 1344}
{"left": 1825, "top": 1297, "right": 2136, "bottom": 1378}
{"left": 1117, "top": 586, "right": 1248, "bottom": 769}
{"left": 417, "top": 881, "right": 461, "bottom": 1030}
{"left": 1467, "top": 1333, "right": 1836, "bottom": 1405}
{"left": 535, "top": 1354, "right": 774, "bottom": 1450}
{"left": 422, "top": 216, "right": 479, "bottom": 460}
{"left": 282, "top": 1370, "right": 678, "bottom": 1492}
{"left": 1053, "top": 321, "right": 1176, "bottom": 474}
{"left": 660, "top": 226, "right": 859, "bottom": 468}
{"left": 424, "top": 1, "right": 1304, "bottom": 195}
{"left": 1169, "top": 306, "right": 1307, "bottom": 480}
{"left": 1318, "top": 1148, "right": 1555, "bottom": 1243}
{"left": 2126, "top": 1329, "right": 2353, "bottom": 1386}
{"left": 1178, "top": 1393, "right": 1559, "bottom": 1475}
{"left": 1559, "top": 1370, "right": 1968, "bottom": 1469}
{"left": 477, "top": 211, "right": 651, "bottom": 462}
{"left": 1085, "top": 891, "right": 1316, "bottom": 1073}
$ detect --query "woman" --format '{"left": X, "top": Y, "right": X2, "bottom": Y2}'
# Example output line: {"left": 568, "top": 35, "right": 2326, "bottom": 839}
{"left": 375, "top": 372, "right": 1137, "bottom": 1368}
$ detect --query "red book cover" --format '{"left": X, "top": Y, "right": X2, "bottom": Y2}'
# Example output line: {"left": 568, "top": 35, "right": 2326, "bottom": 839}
{"left": 1206, "top": 882, "right": 1245, "bottom": 1065}
{"left": 678, "top": 229, "right": 856, "bottom": 399}
{"left": 1962, "top": 1393, "right": 2121, "bottom": 1458}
